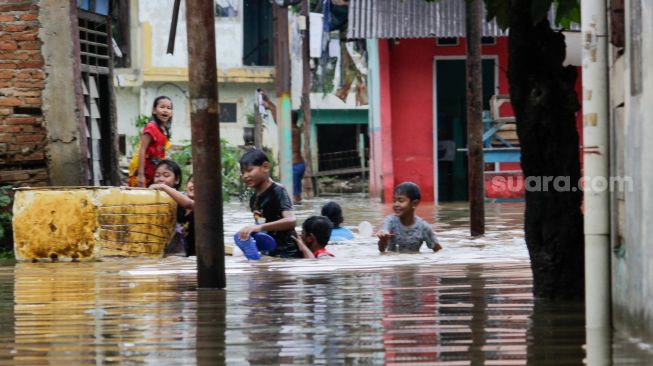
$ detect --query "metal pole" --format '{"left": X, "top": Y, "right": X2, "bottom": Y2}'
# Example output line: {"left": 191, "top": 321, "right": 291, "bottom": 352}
{"left": 300, "top": 0, "right": 315, "bottom": 197}
{"left": 273, "top": 5, "right": 293, "bottom": 192}
{"left": 254, "top": 100, "right": 263, "bottom": 149}
{"left": 466, "top": 0, "right": 485, "bottom": 236}
{"left": 167, "top": 0, "right": 181, "bottom": 54}
{"left": 185, "top": 0, "right": 225, "bottom": 289}
{"left": 582, "top": 0, "right": 610, "bottom": 331}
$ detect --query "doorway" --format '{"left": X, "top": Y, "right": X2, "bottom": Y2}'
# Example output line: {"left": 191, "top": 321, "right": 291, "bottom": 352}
{"left": 434, "top": 58, "right": 497, "bottom": 202}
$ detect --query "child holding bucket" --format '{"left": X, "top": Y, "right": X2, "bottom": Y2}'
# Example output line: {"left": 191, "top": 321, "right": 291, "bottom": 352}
{"left": 235, "top": 149, "right": 299, "bottom": 259}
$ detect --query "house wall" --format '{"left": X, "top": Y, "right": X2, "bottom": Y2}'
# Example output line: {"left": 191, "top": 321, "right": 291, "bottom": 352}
{"left": 0, "top": 0, "right": 85, "bottom": 187}
{"left": 115, "top": 0, "right": 276, "bottom": 158}
{"left": 378, "top": 37, "right": 510, "bottom": 203}
{"left": 374, "top": 36, "right": 584, "bottom": 203}
{"left": 611, "top": 0, "right": 653, "bottom": 342}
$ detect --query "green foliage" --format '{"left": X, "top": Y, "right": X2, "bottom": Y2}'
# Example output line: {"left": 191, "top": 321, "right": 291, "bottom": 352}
{"left": 0, "top": 248, "right": 13, "bottom": 260}
{"left": 554, "top": 0, "right": 580, "bottom": 29}
{"left": 0, "top": 185, "right": 13, "bottom": 244}
{"left": 128, "top": 114, "right": 151, "bottom": 153}
{"left": 168, "top": 139, "right": 244, "bottom": 201}
{"left": 219, "top": 140, "right": 242, "bottom": 199}
{"left": 246, "top": 112, "right": 256, "bottom": 126}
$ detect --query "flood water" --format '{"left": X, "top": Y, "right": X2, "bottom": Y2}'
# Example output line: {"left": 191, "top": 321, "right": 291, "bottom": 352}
{"left": 0, "top": 196, "right": 651, "bottom": 365}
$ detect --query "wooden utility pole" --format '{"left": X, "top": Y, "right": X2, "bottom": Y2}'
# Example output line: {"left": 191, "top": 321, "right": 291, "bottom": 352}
{"left": 273, "top": 5, "right": 293, "bottom": 191}
{"left": 300, "top": 0, "right": 314, "bottom": 197}
{"left": 185, "top": 0, "right": 225, "bottom": 288}
{"left": 466, "top": 0, "right": 485, "bottom": 236}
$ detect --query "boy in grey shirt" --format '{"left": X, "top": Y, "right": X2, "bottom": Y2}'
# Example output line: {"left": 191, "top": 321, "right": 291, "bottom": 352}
{"left": 377, "top": 182, "right": 443, "bottom": 253}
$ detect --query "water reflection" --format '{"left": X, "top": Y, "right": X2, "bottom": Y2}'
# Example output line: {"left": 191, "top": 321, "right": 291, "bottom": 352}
{"left": 196, "top": 290, "right": 226, "bottom": 365}
{"left": 0, "top": 197, "right": 649, "bottom": 364}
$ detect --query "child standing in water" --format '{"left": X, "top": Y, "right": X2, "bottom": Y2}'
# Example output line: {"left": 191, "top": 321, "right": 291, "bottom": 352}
{"left": 293, "top": 216, "right": 335, "bottom": 259}
{"left": 321, "top": 201, "right": 354, "bottom": 242}
{"left": 237, "top": 149, "right": 300, "bottom": 258}
{"left": 129, "top": 96, "right": 173, "bottom": 187}
{"left": 377, "top": 182, "right": 443, "bottom": 253}
{"left": 149, "top": 160, "right": 194, "bottom": 256}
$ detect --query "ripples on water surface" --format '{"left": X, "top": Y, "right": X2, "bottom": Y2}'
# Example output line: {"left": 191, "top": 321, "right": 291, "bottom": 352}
{"left": 0, "top": 196, "right": 650, "bottom": 364}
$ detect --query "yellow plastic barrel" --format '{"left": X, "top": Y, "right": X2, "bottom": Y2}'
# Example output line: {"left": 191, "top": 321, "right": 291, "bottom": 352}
{"left": 12, "top": 187, "right": 177, "bottom": 262}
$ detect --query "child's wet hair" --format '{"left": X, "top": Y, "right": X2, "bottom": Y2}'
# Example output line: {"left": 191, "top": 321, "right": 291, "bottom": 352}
{"left": 302, "top": 216, "right": 333, "bottom": 247}
{"left": 239, "top": 148, "right": 269, "bottom": 167}
{"left": 394, "top": 182, "right": 421, "bottom": 201}
{"left": 156, "top": 159, "right": 183, "bottom": 189}
{"left": 321, "top": 201, "right": 343, "bottom": 227}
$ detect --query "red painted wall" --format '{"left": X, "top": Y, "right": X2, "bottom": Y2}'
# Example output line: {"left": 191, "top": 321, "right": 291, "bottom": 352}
{"left": 387, "top": 39, "right": 437, "bottom": 202}
{"left": 383, "top": 38, "right": 510, "bottom": 202}
{"left": 378, "top": 37, "right": 583, "bottom": 202}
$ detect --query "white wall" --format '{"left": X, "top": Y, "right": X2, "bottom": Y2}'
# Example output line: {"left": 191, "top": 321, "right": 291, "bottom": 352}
{"left": 117, "top": 81, "right": 276, "bottom": 157}
{"left": 611, "top": 0, "right": 653, "bottom": 341}
{"left": 116, "top": 0, "right": 277, "bottom": 157}
{"left": 138, "top": 0, "right": 243, "bottom": 70}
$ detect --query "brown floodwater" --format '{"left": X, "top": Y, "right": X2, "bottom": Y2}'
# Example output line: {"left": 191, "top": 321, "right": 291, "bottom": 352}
{"left": 0, "top": 196, "right": 651, "bottom": 365}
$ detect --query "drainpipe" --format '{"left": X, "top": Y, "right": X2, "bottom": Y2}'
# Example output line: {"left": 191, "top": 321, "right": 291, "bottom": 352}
{"left": 581, "top": 0, "right": 610, "bottom": 331}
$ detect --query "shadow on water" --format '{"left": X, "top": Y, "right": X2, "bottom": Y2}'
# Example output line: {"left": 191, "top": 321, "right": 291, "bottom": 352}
{"left": 0, "top": 196, "right": 650, "bottom": 364}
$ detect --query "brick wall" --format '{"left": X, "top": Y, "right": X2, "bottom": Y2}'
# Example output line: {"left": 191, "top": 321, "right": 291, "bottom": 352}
{"left": 0, "top": 1, "right": 48, "bottom": 187}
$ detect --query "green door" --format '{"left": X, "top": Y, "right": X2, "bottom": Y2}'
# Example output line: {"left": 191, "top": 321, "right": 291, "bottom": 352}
{"left": 436, "top": 58, "right": 496, "bottom": 202}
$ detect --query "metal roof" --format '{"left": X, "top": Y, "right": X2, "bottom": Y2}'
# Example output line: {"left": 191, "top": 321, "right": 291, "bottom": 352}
{"left": 347, "top": 0, "right": 508, "bottom": 39}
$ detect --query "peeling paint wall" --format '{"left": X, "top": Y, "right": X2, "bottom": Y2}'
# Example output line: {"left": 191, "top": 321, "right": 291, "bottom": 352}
{"left": 611, "top": 0, "right": 653, "bottom": 342}
{"left": 39, "top": 0, "right": 85, "bottom": 185}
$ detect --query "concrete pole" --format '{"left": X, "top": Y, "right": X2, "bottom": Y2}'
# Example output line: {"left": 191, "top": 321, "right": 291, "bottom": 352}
{"left": 466, "top": 0, "right": 485, "bottom": 236}
{"left": 185, "top": 0, "right": 225, "bottom": 289}
{"left": 581, "top": 0, "right": 610, "bottom": 330}
{"left": 273, "top": 5, "right": 293, "bottom": 192}
{"left": 254, "top": 99, "right": 263, "bottom": 149}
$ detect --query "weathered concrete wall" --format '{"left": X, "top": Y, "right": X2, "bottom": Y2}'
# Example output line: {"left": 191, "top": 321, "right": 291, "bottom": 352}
{"left": 115, "top": 0, "right": 276, "bottom": 154}
{"left": 611, "top": 0, "right": 653, "bottom": 342}
{"left": 38, "top": 0, "right": 85, "bottom": 186}
{"left": 0, "top": 0, "right": 49, "bottom": 187}
{"left": 129, "top": 82, "right": 279, "bottom": 158}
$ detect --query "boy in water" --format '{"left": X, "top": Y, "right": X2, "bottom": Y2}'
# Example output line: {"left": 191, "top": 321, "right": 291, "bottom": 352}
{"left": 377, "top": 182, "right": 443, "bottom": 253}
{"left": 237, "top": 149, "right": 301, "bottom": 258}
{"left": 293, "top": 216, "right": 335, "bottom": 259}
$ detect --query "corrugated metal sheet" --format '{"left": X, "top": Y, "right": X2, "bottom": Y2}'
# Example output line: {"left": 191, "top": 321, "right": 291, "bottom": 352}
{"left": 347, "top": 0, "right": 507, "bottom": 39}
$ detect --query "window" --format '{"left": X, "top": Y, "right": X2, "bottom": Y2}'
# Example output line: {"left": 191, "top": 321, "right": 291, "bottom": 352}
{"left": 481, "top": 37, "right": 496, "bottom": 45}
{"left": 437, "top": 37, "right": 459, "bottom": 46}
{"left": 243, "top": 0, "right": 273, "bottom": 66}
{"left": 219, "top": 103, "right": 238, "bottom": 123}
{"left": 77, "top": 0, "right": 109, "bottom": 15}
{"left": 216, "top": 0, "right": 238, "bottom": 18}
